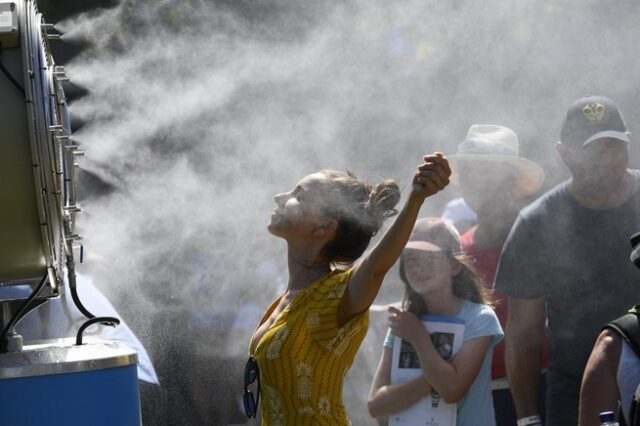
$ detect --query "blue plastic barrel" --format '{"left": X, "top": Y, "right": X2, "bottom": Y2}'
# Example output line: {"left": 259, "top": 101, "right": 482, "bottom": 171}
{"left": 0, "top": 339, "right": 141, "bottom": 425}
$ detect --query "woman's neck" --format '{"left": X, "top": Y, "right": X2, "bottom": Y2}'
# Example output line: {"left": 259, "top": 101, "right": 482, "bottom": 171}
{"left": 286, "top": 244, "right": 331, "bottom": 292}
{"left": 287, "top": 236, "right": 331, "bottom": 293}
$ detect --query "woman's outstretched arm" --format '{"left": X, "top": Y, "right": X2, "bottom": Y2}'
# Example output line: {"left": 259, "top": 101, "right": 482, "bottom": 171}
{"left": 339, "top": 153, "right": 451, "bottom": 326}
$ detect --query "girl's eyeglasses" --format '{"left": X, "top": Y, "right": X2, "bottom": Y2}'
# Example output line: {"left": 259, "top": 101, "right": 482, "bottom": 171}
{"left": 243, "top": 356, "right": 260, "bottom": 418}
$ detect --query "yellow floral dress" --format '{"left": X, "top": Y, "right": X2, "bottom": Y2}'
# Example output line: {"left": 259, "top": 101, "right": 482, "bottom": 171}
{"left": 250, "top": 268, "right": 369, "bottom": 425}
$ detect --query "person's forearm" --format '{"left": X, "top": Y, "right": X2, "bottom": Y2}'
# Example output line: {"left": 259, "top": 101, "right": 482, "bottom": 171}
{"left": 506, "top": 297, "right": 546, "bottom": 419}
{"left": 506, "top": 335, "right": 543, "bottom": 417}
{"left": 412, "top": 333, "right": 487, "bottom": 403}
{"left": 368, "top": 376, "right": 431, "bottom": 418}
{"left": 411, "top": 333, "right": 459, "bottom": 399}
{"left": 361, "top": 193, "right": 424, "bottom": 279}
{"left": 578, "top": 373, "right": 618, "bottom": 426}
{"left": 363, "top": 153, "right": 450, "bottom": 279}
{"left": 344, "top": 154, "right": 450, "bottom": 319}
{"left": 578, "top": 331, "right": 621, "bottom": 426}
{"left": 344, "top": 194, "right": 425, "bottom": 319}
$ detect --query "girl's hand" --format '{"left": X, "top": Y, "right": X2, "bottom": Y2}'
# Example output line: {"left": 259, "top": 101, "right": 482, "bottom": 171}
{"left": 412, "top": 152, "right": 451, "bottom": 199}
{"left": 388, "top": 306, "right": 427, "bottom": 345}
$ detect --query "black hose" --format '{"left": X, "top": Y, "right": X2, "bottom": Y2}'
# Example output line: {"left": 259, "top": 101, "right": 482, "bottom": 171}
{"left": 63, "top": 196, "right": 123, "bottom": 344}
{"left": 65, "top": 218, "right": 96, "bottom": 320}
{"left": 75, "top": 316, "right": 120, "bottom": 346}
{"left": 0, "top": 42, "right": 26, "bottom": 95}
{"left": 0, "top": 273, "right": 48, "bottom": 352}
{"left": 69, "top": 276, "right": 96, "bottom": 319}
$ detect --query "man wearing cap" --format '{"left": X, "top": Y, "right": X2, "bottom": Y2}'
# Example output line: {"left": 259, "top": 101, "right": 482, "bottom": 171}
{"left": 495, "top": 95, "right": 640, "bottom": 426}
{"left": 449, "top": 124, "right": 547, "bottom": 425}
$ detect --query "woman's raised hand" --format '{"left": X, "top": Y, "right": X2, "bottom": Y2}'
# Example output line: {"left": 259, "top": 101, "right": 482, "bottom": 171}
{"left": 412, "top": 152, "right": 451, "bottom": 198}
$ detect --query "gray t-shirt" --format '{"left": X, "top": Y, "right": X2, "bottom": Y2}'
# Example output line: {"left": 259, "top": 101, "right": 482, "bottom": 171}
{"left": 494, "top": 175, "right": 640, "bottom": 425}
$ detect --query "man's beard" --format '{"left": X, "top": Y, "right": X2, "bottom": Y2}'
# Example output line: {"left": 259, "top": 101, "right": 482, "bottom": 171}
{"left": 575, "top": 169, "right": 626, "bottom": 196}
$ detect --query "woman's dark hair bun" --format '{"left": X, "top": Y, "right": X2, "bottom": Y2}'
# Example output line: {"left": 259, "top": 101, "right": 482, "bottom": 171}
{"left": 366, "top": 180, "right": 401, "bottom": 230}
{"left": 319, "top": 171, "right": 401, "bottom": 264}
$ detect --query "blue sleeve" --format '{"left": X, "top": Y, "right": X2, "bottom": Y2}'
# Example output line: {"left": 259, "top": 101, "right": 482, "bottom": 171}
{"left": 383, "top": 327, "right": 395, "bottom": 349}
{"left": 463, "top": 304, "right": 504, "bottom": 347}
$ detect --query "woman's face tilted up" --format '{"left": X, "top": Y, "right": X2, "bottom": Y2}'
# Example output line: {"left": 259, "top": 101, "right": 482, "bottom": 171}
{"left": 267, "top": 172, "right": 332, "bottom": 240}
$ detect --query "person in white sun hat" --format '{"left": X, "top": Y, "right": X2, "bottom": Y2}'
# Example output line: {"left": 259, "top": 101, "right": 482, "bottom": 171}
{"left": 495, "top": 95, "right": 640, "bottom": 426}
{"left": 449, "top": 124, "right": 547, "bottom": 426}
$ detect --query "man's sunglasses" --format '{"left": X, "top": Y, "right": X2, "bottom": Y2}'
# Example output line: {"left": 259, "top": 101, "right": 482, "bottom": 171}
{"left": 243, "top": 356, "right": 260, "bottom": 418}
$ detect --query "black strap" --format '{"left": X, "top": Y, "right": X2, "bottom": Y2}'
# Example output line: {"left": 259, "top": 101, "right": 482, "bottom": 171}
{"left": 603, "top": 306, "right": 640, "bottom": 360}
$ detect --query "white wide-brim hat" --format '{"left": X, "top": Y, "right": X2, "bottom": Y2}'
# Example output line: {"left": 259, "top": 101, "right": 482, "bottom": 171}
{"left": 448, "top": 124, "right": 545, "bottom": 199}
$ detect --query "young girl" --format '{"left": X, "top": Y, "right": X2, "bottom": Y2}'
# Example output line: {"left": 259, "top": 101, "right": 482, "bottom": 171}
{"left": 247, "top": 153, "right": 451, "bottom": 425}
{"left": 368, "top": 218, "right": 503, "bottom": 425}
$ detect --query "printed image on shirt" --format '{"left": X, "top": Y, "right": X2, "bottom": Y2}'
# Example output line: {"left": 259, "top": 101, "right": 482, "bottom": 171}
{"left": 398, "top": 340, "right": 420, "bottom": 369}
{"left": 432, "top": 332, "right": 454, "bottom": 359}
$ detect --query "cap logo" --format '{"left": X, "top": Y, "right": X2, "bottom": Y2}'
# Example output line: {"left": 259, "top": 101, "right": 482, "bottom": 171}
{"left": 582, "top": 102, "right": 605, "bottom": 122}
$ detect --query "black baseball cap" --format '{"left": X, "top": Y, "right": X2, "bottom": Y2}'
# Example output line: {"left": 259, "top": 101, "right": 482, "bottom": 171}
{"left": 560, "top": 95, "right": 630, "bottom": 148}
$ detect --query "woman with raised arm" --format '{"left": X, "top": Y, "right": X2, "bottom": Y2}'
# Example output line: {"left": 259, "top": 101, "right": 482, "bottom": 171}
{"left": 245, "top": 153, "right": 450, "bottom": 425}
